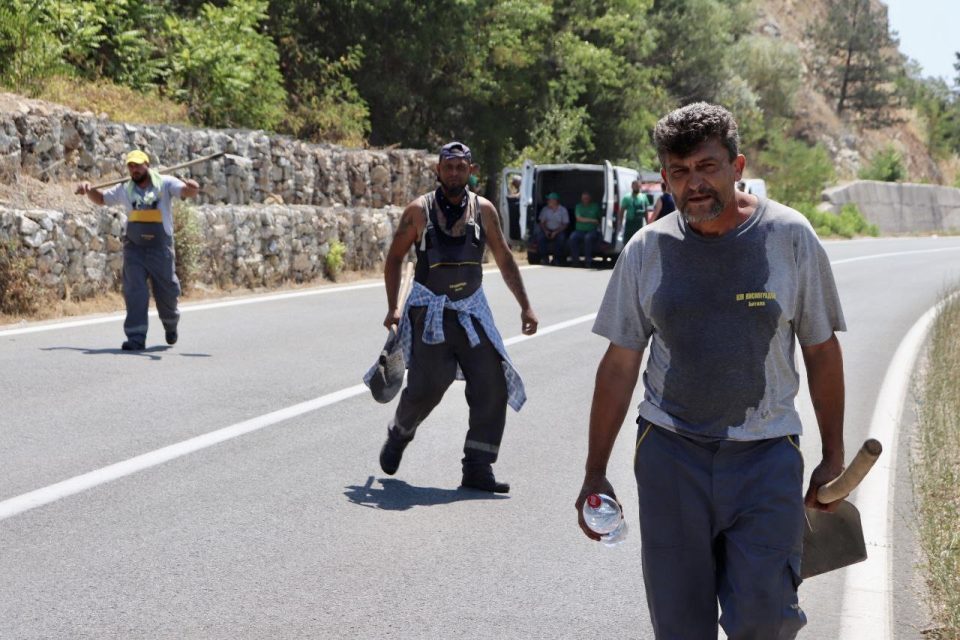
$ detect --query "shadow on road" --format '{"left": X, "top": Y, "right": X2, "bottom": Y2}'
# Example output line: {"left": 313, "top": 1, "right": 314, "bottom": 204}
{"left": 344, "top": 475, "right": 508, "bottom": 511}
{"left": 41, "top": 345, "right": 210, "bottom": 360}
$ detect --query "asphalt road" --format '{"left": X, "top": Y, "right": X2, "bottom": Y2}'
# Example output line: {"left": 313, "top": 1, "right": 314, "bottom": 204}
{"left": 2, "top": 236, "right": 959, "bottom": 639}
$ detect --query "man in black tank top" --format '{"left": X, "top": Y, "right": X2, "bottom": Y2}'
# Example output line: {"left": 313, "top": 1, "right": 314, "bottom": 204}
{"left": 376, "top": 142, "right": 538, "bottom": 493}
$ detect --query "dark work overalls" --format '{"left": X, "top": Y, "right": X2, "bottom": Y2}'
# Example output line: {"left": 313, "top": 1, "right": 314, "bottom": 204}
{"left": 389, "top": 192, "right": 509, "bottom": 472}
{"left": 122, "top": 171, "right": 181, "bottom": 347}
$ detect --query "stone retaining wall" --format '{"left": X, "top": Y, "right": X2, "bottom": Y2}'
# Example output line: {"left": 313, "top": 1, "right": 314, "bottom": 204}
{"left": 1, "top": 93, "right": 436, "bottom": 207}
{"left": 822, "top": 181, "right": 960, "bottom": 234}
{"left": 1, "top": 205, "right": 402, "bottom": 299}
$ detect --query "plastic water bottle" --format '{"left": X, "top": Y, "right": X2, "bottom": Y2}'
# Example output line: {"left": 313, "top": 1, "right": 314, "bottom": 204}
{"left": 582, "top": 493, "right": 628, "bottom": 546}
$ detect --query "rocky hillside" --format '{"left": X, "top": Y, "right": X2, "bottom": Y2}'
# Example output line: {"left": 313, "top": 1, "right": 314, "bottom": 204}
{"left": 754, "top": 0, "right": 945, "bottom": 183}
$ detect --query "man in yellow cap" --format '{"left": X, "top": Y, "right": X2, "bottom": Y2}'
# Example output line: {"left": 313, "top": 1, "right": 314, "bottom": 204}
{"left": 76, "top": 150, "right": 200, "bottom": 350}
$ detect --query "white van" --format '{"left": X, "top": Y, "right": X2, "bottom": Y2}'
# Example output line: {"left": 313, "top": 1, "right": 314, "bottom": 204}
{"left": 499, "top": 160, "right": 641, "bottom": 265}
{"left": 740, "top": 178, "right": 767, "bottom": 198}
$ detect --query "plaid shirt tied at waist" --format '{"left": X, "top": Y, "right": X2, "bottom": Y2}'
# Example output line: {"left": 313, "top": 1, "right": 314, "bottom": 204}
{"left": 365, "top": 281, "right": 527, "bottom": 411}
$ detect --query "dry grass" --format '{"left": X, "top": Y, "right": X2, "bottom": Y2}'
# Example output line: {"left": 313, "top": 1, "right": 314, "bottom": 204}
{"left": 915, "top": 289, "right": 960, "bottom": 639}
{"left": 32, "top": 76, "right": 192, "bottom": 126}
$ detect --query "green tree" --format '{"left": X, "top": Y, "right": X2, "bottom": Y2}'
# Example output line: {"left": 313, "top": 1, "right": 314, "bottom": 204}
{"left": 278, "top": 46, "right": 370, "bottom": 147}
{"left": 901, "top": 66, "right": 960, "bottom": 160}
{"left": 166, "top": 0, "right": 286, "bottom": 129}
{"left": 646, "top": 0, "right": 751, "bottom": 105}
{"left": 52, "top": 0, "right": 166, "bottom": 87}
{"left": 808, "top": 0, "right": 902, "bottom": 126}
{"left": 732, "top": 35, "right": 802, "bottom": 123}
{"left": 0, "top": 0, "right": 64, "bottom": 94}
{"left": 267, "top": 0, "right": 663, "bottom": 192}
{"left": 859, "top": 145, "right": 906, "bottom": 182}
{"left": 755, "top": 132, "right": 835, "bottom": 207}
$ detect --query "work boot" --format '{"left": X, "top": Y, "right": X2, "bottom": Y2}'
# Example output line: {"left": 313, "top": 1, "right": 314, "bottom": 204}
{"left": 379, "top": 431, "right": 410, "bottom": 476}
{"left": 121, "top": 340, "right": 145, "bottom": 351}
{"left": 461, "top": 464, "right": 510, "bottom": 494}
{"left": 165, "top": 329, "right": 178, "bottom": 345}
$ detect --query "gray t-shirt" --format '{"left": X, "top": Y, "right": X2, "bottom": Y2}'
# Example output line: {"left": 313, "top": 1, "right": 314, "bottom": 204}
{"left": 593, "top": 198, "right": 845, "bottom": 440}
{"left": 103, "top": 174, "right": 185, "bottom": 237}
{"left": 538, "top": 204, "right": 569, "bottom": 232}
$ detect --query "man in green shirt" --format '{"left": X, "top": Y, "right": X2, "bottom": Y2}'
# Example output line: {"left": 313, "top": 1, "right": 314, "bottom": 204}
{"left": 567, "top": 191, "right": 602, "bottom": 267}
{"left": 620, "top": 180, "right": 649, "bottom": 243}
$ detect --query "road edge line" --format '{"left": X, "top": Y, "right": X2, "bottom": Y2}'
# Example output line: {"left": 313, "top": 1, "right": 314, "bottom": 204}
{"left": 838, "top": 295, "right": 956, "bottom": 639}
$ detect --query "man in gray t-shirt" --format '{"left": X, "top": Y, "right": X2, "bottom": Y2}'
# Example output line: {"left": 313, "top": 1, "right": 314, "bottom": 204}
{"left": 575, "top": 103, "right": 847, "bottom": 639}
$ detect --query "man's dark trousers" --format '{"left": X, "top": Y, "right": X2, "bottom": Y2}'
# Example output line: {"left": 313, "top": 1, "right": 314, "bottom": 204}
{"left": 390, "top": 306, "right": 508, "bottom": 468}
{"left": 634, "top": 421, "right": 807, "bottom": 640}
{"left": 122, "top": 239, "right": 181, "bottom": 346}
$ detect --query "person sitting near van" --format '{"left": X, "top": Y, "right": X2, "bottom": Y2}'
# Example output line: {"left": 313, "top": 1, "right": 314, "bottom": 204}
{"left": 620, "top": 180, "right": 650, "bottom": 243}
{"left": 649, "top": 181, "right": 677, "bottom": 223}
{"left": 568, "top": 191, "right": 602, "bottom": 267}
{"left": 536, "top": 192, "right": 569, "bottom": 265}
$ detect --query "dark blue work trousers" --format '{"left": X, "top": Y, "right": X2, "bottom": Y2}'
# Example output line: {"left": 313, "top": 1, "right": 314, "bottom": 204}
{"left": 122, "top": 239, "right": 180, "bottom": 345}
{"left": 634, "top": 421, "right": 806, "bottom": 640}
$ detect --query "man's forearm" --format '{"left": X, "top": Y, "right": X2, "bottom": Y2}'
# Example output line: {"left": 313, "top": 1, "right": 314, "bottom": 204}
{"left": 384, "top": 254, "right": 403, "bottom": 310}
{"left": 497, "top": 255, "right": 531, "bottom": 310}
{"left": 586, "top": 348, "right": 642, "bottom": 474}
{"left": 803, "top": 335, "right": 845, "bottom": 460}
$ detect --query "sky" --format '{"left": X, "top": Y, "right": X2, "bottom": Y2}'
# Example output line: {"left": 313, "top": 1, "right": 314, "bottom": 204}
{"left": 883, "top": 0, "right": 958, "bottom": 83}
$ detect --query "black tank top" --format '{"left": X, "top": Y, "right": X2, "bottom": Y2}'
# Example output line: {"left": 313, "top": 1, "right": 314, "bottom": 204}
{"left": 413, "top": 191, "right": 485, "bottom": 301}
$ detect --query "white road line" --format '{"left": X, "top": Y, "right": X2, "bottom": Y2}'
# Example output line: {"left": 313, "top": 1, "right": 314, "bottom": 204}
{"left": 831, "top": 246, "right": 960, "bottom": 265}
{"left": 504, "top": 313, "right": 597, "bottom": 346}
{"left": 0, "top": 384, "right": 365, "bottom": 521}
{"left": 0, "top": 308, "right": 591, "bottom": 521}
{"left": 0, "top": 265, "right": 541, "bottom": 338}
{"left": 837, "top": 295, "right": 955, "bottom": 640}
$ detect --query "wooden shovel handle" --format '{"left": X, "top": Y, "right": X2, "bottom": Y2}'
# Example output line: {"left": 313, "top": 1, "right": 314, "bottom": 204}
{"left": 817, "top": 438, "right": 883, "bottom": 504}
{"left": 388, "top": 261, "right": 415, "bottom": 339}
{"left": 89, "top": 151, "right": 226, "bottom": 190}
{"left": 397, "top": 261, "right": 414, "bottom": 310}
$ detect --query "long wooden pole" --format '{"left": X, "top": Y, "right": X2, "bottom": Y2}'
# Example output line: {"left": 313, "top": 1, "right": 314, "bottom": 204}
{"left": 89, "top": 151, "right": 226, "bottom": 190}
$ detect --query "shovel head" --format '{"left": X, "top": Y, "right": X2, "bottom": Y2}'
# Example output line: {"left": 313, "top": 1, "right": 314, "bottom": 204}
{"left": 367, "top": 329, "right": 405, "bottom": 404}
{"left": 800, "top": 500, "right": 867, "bottom": 579}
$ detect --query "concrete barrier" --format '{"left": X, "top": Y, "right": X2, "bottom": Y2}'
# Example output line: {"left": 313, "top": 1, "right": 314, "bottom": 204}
{"left": 822, "top": 181, "right": 960, "bottom": 234}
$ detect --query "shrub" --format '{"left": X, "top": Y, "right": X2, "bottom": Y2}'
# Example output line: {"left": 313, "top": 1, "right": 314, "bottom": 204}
{"left": 756, "top": 133, "right": 836, "bottom": 208}
{"left": 173, "top": 202, "right": 204, "bottom": 293}
{"left": 859, "top": 145, "right": 906, "bottom": 182}
{"left": 0, "top": 239, "right": 44, "bottom": 315}
{"left": 796, "top": 203, "right": 879, "bottom": 238}
{"left": 165, "top": 0, "right": 287, "bottom": 130}
{"left": 278, "top": 46, "right": 370, "bottom": 147}
{"left": 325, "top": 240, "right": 347, "bottom": 281}
{"left": 0, "top": 0, "right": 65, "bottom": 95}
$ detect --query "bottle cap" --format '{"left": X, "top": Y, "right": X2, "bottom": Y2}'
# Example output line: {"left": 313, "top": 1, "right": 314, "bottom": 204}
{"left": 586, "top": 494, "right": 601, "bottom": 509}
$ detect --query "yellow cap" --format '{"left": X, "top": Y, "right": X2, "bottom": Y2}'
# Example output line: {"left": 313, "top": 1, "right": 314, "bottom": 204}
{"left": 125, "top": 150, "right": 150, "bottom": 165}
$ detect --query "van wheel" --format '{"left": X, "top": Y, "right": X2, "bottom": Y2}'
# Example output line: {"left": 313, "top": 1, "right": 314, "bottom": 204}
{"left": 527, "top": 251, "right": 541, "bottom": 265}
